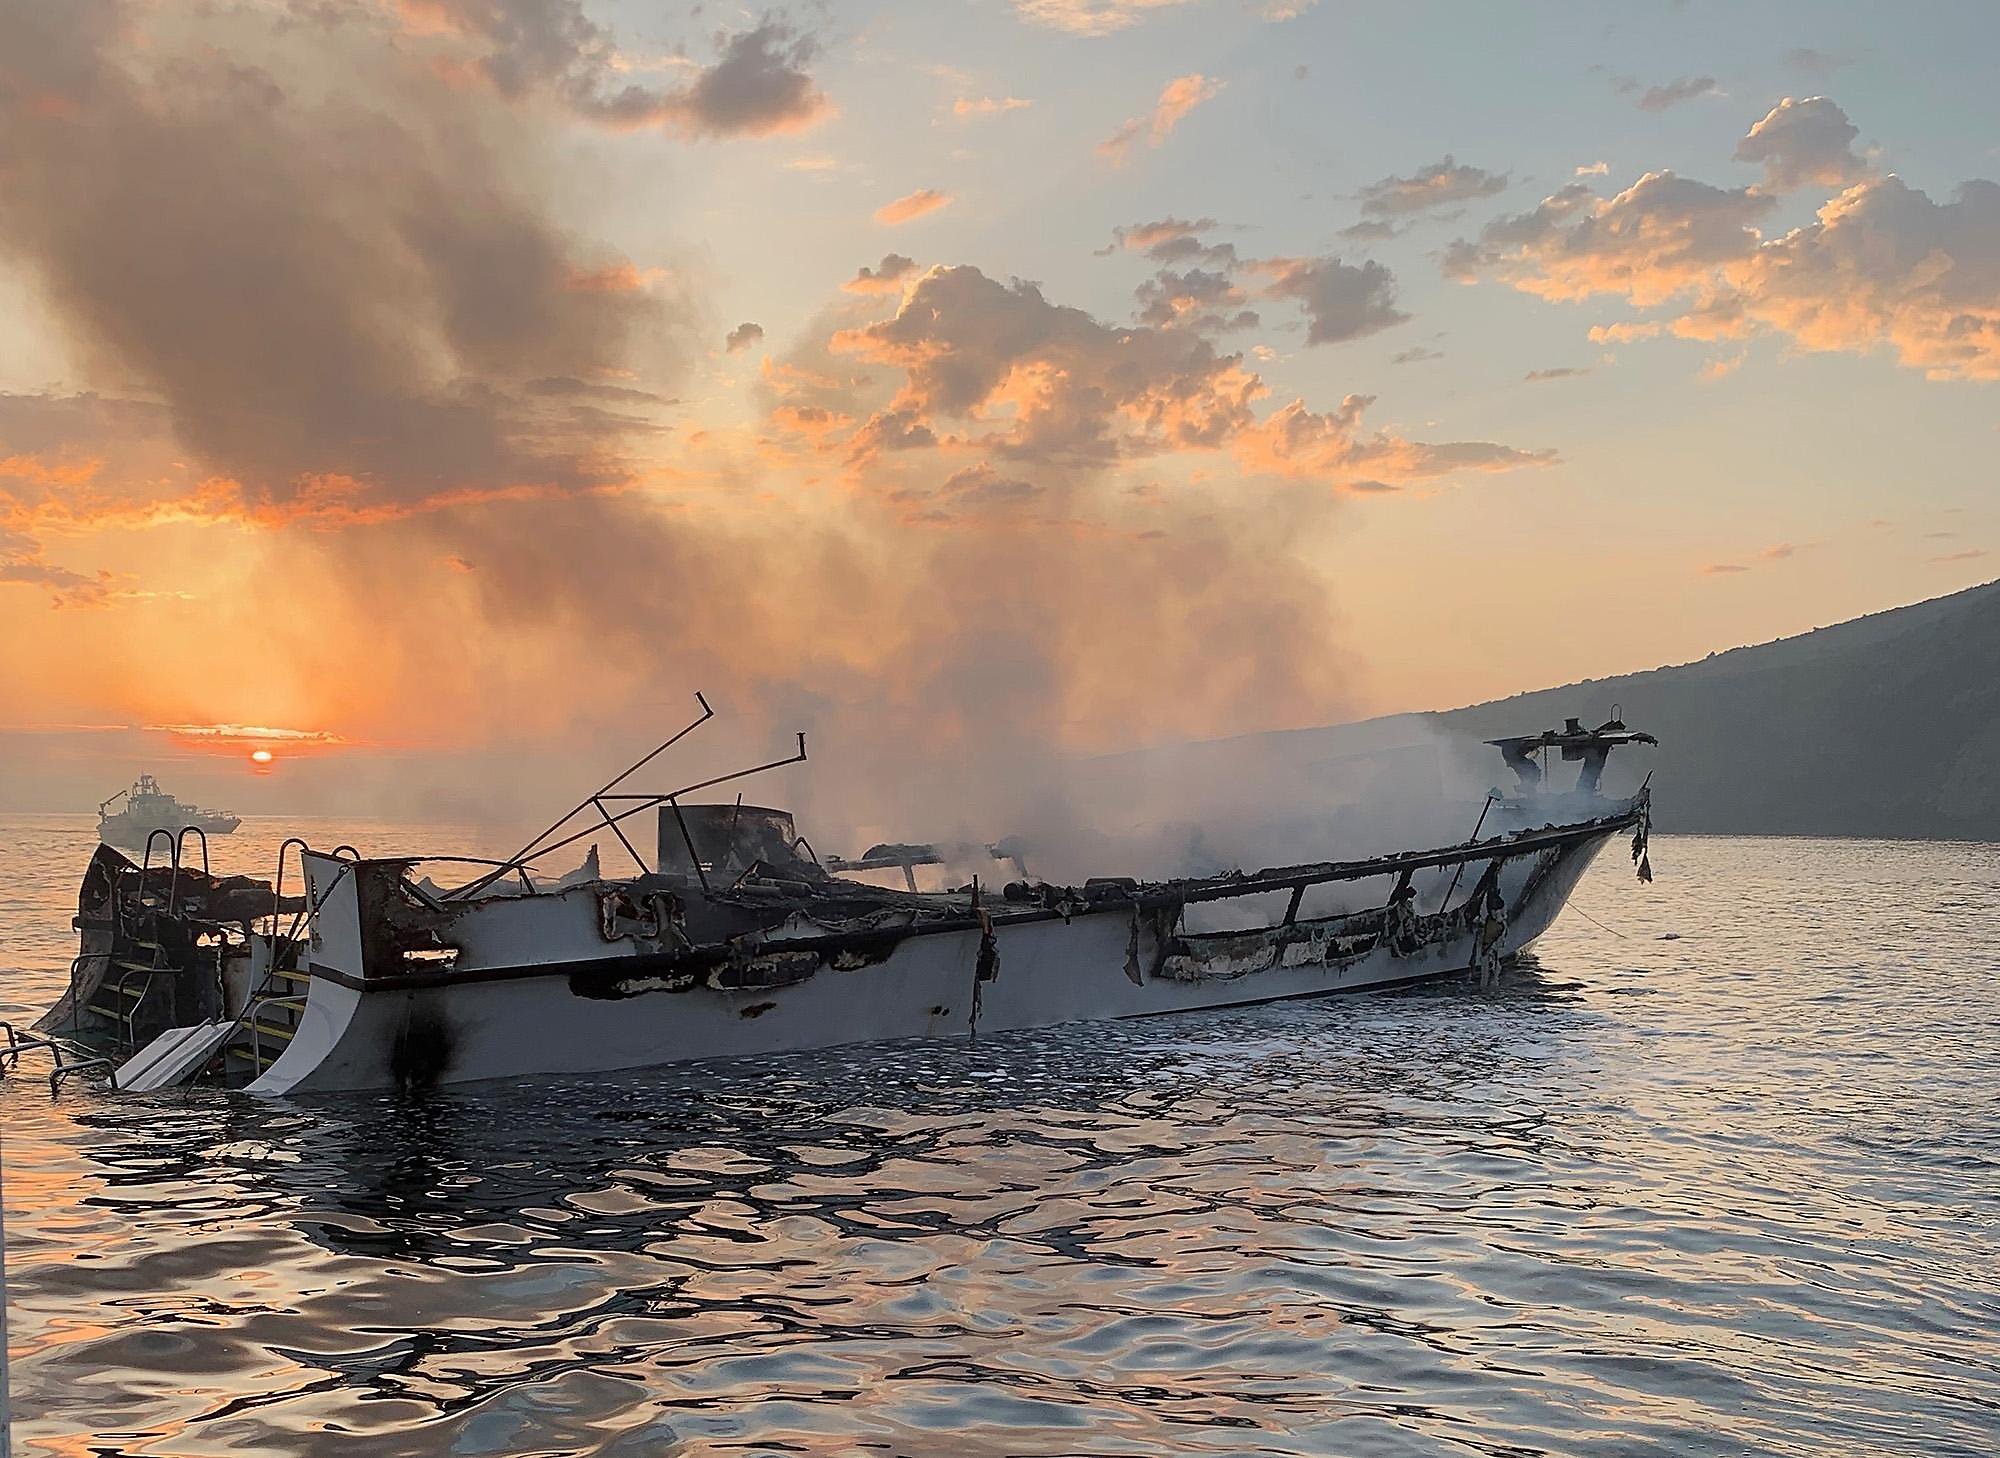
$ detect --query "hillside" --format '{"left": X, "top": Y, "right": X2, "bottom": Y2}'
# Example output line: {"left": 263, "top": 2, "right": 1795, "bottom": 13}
{"left": 1093, "top": 579, "right": 2000, "bottom": 845}
{"left": 1430, "top": 579, "right": 2000, "bottom": 839}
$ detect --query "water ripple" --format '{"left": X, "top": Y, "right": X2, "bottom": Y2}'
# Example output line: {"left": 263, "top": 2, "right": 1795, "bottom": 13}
{"left": 4, "top": 822, "right": 1999, "bottom": 1455}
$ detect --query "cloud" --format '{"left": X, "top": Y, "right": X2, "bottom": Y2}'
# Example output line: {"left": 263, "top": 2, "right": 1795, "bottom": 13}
{"left": 1630, "top": 75, "right": 1718, "bottom": 112}
{"left": 796, "top": 264, "right": 1546, "bottom": 489}
{"left": 875, "top": 188, "right": 955, "bottom": 225}
{"left": 1013, "top": 0, "right": 1299, "bottom": 32}
{"left": 1107, "top": 223, "right": 1407, "bottom": 347}
{"left": 1587, "top": 321, "right": 1663, "bottom": 343}
{"left": 1452, "top": 122, "right": 2000, "bottom": 381}
{"left": 1358, "top": 155, "right": 1508, "bottom": 218}
{"left": 523, "top": 376, "right": 672, "bottom": 405}
{"left": 1932, "top": 548, "right": 1988, "bottom": 563}
{"left": 843, "top": 253, "right": 920, "bottom": 294}
{"left": 1134, "top": 267, "right": 1259, "bottom": 333}
{"left": 1105, "top": 217, "right": 1237, "bottom": 266}
{"left": 408, "top": 5, "right": 832, "bottom": 139}
{"left": 1523, "top": 366, "right": 1589, "bottom": 381}
{"left": 653, "top": 19, "right": 834, "bottom": 139}
{"left": 1391, "top": 345, "right": 1443, "bottom": 364}
{"left": 726, "top": 322, "right": 765, "bottom": 352}
{"left": 1576, "top": 161, "right": 1610, "bottom": 177}
{"left": 0, "top": 524, "right": 109, "bottom": 605}
{"left": 1255, "top": 257, "right": 1408, "bottom": 344}
{"left": 892, "top": 461, "right": 1046, "bottom": 520}
{"left": 1734, "top": 96, "right": 1868, "bottom": 191}
{"left": 1785, "top": 48, "right": 1851, "bottom": 78}
{"left": 1700, "top": 542, "right": 1804, "bottom": 575}
{"left": 1107, "top": 222, "right": 1406, "bottom": 345}
{"left": 1013, "top": 0, "right": 1196, "bottom": 35}
{"left": 0, "top": 4, "right": 1551, "bottom": 842}
{"left": 1720, "top": 174, "right": 2000, "bottom": 379}
{"left": 1444, "top": 172, "right": 1775, "bottom": 304}
{"left": 1098, "top": 74, "right": 1222, "bottom": 164}
{"left": 0, "top": 0, "right": 684, "bottom": 532}
{"left": 954, "top": 96, "right": 1033, "bottom": 118}
{"left": 1234, "top": 396, "right": 1555, "bottom": 484}
{"left": 827, "top": 265, "right": 1256, "bottom": 464}
{"left": 1337, "top": 219, "right": 1400, "bottom": 242}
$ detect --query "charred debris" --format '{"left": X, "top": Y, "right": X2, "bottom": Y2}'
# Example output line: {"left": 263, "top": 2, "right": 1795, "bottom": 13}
{"left": 1, "top": 698, "right": 1656, "bottom": 1092}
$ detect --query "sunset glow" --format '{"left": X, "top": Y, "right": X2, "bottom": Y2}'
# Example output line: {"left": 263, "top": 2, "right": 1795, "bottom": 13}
{"left": 0, "top": 1, "right": 1994, "bottom": 822}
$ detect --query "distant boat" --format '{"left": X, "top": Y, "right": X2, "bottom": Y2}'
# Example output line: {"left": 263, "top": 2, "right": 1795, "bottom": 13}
{"left": 97, "top": 775, "right": 241, "bottom": 846}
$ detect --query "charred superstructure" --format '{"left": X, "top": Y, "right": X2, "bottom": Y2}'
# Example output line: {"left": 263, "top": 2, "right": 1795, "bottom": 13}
{"left": 5, "top": 705, "right": 1657, "bottom": 1097}
{"left": 1489, "top": 716, "right": 1659, "bottom": 797}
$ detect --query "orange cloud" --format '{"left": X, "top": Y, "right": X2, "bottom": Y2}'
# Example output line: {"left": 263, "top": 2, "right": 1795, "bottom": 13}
{"left": 399, "top": 7, "right": 833, "bottom": 140}
{"left": 1235, "top": 397, "right": 1556, "bottom": 486}
{"left": 801, "top": 264, "right": 1550, "bottom": 492}
{"left": 1098, "top": 73, "right": 1221, "bottom": 164}
{"left": 565, "top": 261, "right": 665, "bottom": 293}
{"left": 1587, "top": 321, "right": 1663, "bottom": 344}
{"left": 842, "top": 253, "right": 920, "bottom": 294}
{"left": 875, "top": 188, "right": 955, "bottom": 225}
{"left": 953, "top": 96, "right": 1032, "bottom": 118}
{"left": 768, "top": 403, "right": 856, "bottom": 445}
{"left": 1014, "top": 0, "right": 1194, "bottom": 36}
{"left": 1450, "top": 101, "right": 2000, "bottom": 381}
{"left": 0, "top": 455, "right": 102, "bottom": 488}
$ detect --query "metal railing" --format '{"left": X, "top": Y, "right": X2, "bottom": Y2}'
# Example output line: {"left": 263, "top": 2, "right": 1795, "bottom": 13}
{"left": 447, "top": 694, "right": 809, "bottom": 901}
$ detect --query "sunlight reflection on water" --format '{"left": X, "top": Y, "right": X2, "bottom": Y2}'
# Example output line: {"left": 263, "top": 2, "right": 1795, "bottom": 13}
{"left": 3, "top": 819, "right": 1998, "bottom": 1456}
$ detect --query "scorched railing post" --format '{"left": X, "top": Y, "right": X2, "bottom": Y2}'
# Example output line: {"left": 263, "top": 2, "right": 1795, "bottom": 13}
{"left": 2, "top": 1106, "right": 14, "bottom": 1458}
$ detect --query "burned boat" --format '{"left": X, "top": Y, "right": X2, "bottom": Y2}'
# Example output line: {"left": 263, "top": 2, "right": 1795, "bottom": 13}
{"left": 11, "top": 704, "right": 1655, "bottom": 1096}
{"left": 98, "top": 775, "right": 240, "bottom": 845}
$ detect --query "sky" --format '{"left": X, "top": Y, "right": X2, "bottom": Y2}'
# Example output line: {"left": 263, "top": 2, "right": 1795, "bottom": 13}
{"left": 0, "top": 0, "right": 1995, "bottom": 831}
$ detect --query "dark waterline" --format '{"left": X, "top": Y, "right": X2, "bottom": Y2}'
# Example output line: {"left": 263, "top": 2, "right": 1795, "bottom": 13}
{"left": 3, "top": 820, "right": 1998, "bottom": 1456}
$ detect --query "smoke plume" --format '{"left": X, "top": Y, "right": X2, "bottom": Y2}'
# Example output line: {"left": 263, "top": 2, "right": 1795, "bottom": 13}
{"left": 0, "top": 0, "right": 1539, "bottom": 869}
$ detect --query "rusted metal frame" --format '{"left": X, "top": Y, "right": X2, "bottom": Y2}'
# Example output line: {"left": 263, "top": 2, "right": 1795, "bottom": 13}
{"left": 242, "top": 993, "right": 305, "bottom": 1079}
{"left": 1440, "top": 795, "right": 1497, "bottom": 909}
{"left": 444, "top": 727, "right": 809, "bottom": 901}
{"left": 270, "top": 837, "right": 311, "bottom": 946}
{"left": 105, "top": 963, "right": 154, "bottom": 1055}
{"left": 195, "top": 865, "right": 352, "bottom": 1090}
{"left": 666, "top": 797, "right": 712, "bottom": 895}
{"left": 331, "top": 813, "right": 1640, "bottom": 993}
{"left": 177, "top": 826, "right": 210, "bottom": 886}
{"left": 0, "top": 1022, "right": 111, "bottom": 1092}
{"left": 590, "top": 796, "right": 649, "bottom": 877}
{"left": 594, "top": 733, "right": 811, "bottom": 804}
{"left": 469, "top": 734, "right": 811, "bottom": 889}
{"left": 460, "top": 693, "right": 716, "bottom": 900}
{"left": 1169, "top": 810, "right": 1640, "bottom": 910}
{"left": 287, "top": 860, "right": 352, "bottom": 948}
{"left": 140, "top": 829, "right": 178, "bottom": 911}
{"left": 58, "top": 952, "right": 98, "bottom": 1040}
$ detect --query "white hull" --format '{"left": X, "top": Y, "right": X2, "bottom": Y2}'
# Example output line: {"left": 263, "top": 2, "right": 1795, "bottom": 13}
{"left": 251, "top": 829, "right": 1611, "bottom": 1095}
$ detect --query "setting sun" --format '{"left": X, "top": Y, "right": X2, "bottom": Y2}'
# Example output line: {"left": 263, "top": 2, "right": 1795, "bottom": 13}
{"left": 249, "top": 748, "right": 273, "bottom": 764}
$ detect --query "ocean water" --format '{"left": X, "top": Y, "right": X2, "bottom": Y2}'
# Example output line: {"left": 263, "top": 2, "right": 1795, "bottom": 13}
{"left": 2, "top": 816, "right": 1997, "bottom": 1457}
